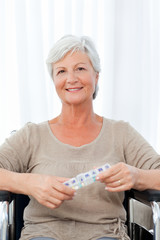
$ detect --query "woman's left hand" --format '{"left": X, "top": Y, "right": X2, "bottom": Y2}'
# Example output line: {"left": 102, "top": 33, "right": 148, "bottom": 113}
{"left": 96, "top": 162, "right": 139, "bottom": 192}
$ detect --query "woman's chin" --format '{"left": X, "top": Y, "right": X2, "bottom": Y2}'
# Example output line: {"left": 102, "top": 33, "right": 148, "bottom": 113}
{"left": 63, "top": 97, "right": 88, "bottom": 106}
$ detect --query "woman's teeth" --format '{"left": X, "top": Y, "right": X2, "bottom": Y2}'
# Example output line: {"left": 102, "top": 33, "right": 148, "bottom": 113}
{"left": 67, "top": 88, "right": 81, "bottom": 92}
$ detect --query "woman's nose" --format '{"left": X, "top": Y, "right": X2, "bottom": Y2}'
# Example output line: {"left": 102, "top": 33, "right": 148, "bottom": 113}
{"left": 67, "top": 71, "right": 78, "bottom": 84}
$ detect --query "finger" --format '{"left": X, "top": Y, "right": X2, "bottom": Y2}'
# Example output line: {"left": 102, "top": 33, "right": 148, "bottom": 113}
{"left": 56, "top": 177, "right": 71, "bottom": 183}
{"left": 47, "top": 189, "right": 75, "bottom": 207}
{"left": 105, "top": 180, "right": 132, "bottom": 192}
{"left": 50, "top": 188, "right": 74, "bottom": 201}
{"left": 37, "top": 194, "right": 62, "bottom": 209}
{"left": 54, "top": 177, "right": 76, "bottom": 195}
{"left": 105, "top": 185, "right": 127, "bottom": 192}
{"left": 53, "top": 181, "right": 76, "bottom": 196}
{"left": 105, "top": 184, "right": 131, "bottom": 192}
{"left": 102, "top": 172, "right": 123, "bottom": 184}
{"left": 39, "top": 189, "right": 74, "bottom": 209}
{"left": 47, "top": 196, "right": 63, "bottom": 206}
{"left": 45, "top": 201, "right": 59, "bottom": 209}
{"left": 96, "top": 165, "right": 121, "bottom": 181}
{"left": 106, "top": 179, "right": 123, "bottom": 188}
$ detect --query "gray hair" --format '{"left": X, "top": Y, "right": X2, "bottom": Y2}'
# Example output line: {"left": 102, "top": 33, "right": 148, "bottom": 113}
{"left": 46, "top": 35, "right": 101, "bottom": 99}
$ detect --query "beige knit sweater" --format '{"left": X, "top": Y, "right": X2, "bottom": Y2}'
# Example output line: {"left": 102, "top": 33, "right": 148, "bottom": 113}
{"left": 0, "top": 118, "right": 160, "bottom": 240}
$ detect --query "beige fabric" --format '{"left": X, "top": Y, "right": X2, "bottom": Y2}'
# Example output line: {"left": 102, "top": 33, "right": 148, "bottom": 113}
{"left": 0, "top": 118, "right": 160, "bottom": 240}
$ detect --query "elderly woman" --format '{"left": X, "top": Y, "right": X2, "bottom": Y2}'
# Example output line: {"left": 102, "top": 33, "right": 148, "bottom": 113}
{"left": 0, "top": 35, "right": 160, "bottom": 240}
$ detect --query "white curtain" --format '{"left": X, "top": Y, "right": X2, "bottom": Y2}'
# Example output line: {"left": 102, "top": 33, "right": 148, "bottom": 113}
{"left": 0, "top": 0, "right": 160, "bottom": 152}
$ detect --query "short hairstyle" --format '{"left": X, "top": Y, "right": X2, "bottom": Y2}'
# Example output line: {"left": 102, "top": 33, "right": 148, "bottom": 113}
{"left": 46, "top": 35, "right": 101, "bottom": 99}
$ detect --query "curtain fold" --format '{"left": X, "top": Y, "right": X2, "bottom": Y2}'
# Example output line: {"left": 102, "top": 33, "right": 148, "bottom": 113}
{"left": 0, "top": 0, "right": 160, "bottom": 152}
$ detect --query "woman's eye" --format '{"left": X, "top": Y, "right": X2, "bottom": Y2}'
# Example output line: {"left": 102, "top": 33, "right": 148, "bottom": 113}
{"left": 57, "top": 70, "right": 65, "bottom": 75}
{"left": 77, "top": 67, "right": 85, "bottom": 71}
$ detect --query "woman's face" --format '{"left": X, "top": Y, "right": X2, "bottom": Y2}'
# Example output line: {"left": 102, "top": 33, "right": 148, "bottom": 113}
{"left": 52, "top": 51, "right": 99, "bottom": 106}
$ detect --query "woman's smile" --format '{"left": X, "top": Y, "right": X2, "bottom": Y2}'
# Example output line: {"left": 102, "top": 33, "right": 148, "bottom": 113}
{"left": 66, "top": 87, "right": 83, "bottom": 92}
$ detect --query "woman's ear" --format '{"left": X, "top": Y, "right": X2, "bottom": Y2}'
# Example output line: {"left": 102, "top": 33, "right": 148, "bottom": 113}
{"left": 95, "top": 72, "right": 99, "bottom": 84}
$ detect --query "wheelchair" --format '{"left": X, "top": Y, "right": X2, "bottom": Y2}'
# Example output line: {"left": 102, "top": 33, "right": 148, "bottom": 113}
{"left": 0, "top": 189, "right": 160, "bottom": 240}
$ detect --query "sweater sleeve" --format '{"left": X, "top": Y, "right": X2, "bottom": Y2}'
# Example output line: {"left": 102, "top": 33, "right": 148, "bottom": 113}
{"left": 123, "top": 123, "right": 160, "bottom": 169}
{"left": 0, "top": 123, "right": 33, "bottom": 173}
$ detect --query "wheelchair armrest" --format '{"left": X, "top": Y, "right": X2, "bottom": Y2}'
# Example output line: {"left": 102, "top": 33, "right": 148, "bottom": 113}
{"left": 127, "top": 189, "right": 160, "bottom": 205}
{"left": 0, "top": 190, "right": 14, "bottom": 202}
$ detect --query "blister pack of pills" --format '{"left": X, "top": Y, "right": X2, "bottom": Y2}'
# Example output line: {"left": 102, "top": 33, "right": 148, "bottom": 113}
{"left": 64, "top": 163, "right": 110, "bottom": 190}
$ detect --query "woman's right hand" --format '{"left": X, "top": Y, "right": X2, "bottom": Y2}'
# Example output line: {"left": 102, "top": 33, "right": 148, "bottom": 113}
{"left": 0, "top": 168, "right": 75, "bottom": 209}
{"left": 24, "top": 174, "right": 76, "bottom": 209}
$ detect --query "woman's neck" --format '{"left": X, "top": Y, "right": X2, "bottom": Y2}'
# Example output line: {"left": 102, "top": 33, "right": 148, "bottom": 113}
{"left": 48, "top": 102, "right": 103, "bottom": 147}
{"left": 57, "top": 102, "right": 99, "bottom": 128}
